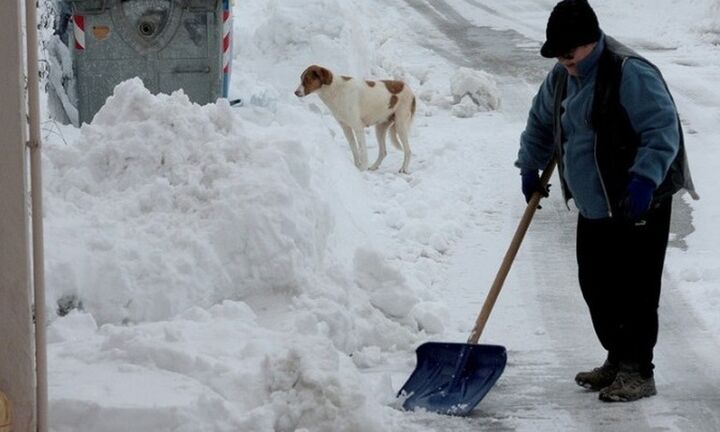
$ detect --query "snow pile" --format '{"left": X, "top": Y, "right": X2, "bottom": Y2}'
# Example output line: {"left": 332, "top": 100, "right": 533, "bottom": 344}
{"left": 48, "top": 303, "right": 400, "bottom": 432}
{"left": 45, "top": 76, "right": 433, "bottom": 346}
{"left": 44, "top": 76, "right": 429, "bottom": 430}
{"left": 449, "top": 67, "right": 501, "bottom": 118}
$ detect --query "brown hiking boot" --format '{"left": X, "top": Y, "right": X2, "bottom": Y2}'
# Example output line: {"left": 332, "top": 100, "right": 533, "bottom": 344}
{"left": 598, "top": 367, "right": 657, "bottom": 402}
{"left": 575, "top": 360, "right": 619, "bottom": 391}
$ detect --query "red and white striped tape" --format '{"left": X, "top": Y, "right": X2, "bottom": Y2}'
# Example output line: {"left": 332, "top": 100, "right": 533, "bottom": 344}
{"left": 222, "top": 9, "right": 231, "bottom": 73}
{"left": 73, "top": 15, "right": 85, "bottom": 50}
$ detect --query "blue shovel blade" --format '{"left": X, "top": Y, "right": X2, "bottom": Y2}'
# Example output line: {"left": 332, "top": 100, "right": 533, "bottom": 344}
{"left": 398, "top": 342, "right": 507, "bottom": 416}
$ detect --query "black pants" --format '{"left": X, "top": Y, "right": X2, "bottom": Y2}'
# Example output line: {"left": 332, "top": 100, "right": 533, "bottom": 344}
{"left": 576, "top": 198, "right": 672, "bottom": 378}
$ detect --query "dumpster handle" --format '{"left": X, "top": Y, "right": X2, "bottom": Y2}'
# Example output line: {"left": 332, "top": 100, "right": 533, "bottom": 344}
{"left": 69, "top": 0, "right": 108, "bottom": 15}
{"left": 173, "top": 66, "right": 211, "bottom": 74}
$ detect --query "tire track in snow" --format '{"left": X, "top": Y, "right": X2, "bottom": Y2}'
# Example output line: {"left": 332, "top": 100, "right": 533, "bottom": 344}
{"left": 460, "top": 0, "right": 547, "bottom": 35}
{"left": 400, "top": 0, "right": 552, "bottom": 82}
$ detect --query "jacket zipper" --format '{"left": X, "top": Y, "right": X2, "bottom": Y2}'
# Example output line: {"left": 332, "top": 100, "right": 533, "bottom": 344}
{"left": 590, "top": 57, "right": 629, "bottom": 218}
{"left": 593, "top": 134, "right": 613, "bottom": 217}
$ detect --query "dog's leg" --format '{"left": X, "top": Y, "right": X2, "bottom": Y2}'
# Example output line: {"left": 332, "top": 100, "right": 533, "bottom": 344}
{"left": 394, "top": 121, "right": 412, "bottom": 174}
{"left": 340, "top": 124, "right": 362, "bottom": 168}
{"left": 353, "top": 127, "right": 369, "bottom": 170}
{"left": 369, "top": 122, "right": 391, "bottom": 171}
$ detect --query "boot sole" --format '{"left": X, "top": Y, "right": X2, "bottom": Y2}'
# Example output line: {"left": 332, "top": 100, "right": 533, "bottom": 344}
{"left": 599, "top": 389, "right": 657, "bottom": 402}
{"left": 575, "top": 378, "right": 612, "bottom": 391}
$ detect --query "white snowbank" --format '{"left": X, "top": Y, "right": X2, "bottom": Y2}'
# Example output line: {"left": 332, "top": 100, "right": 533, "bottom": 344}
{"left": 44, "top": 76, "right": 429, "bottom": 430}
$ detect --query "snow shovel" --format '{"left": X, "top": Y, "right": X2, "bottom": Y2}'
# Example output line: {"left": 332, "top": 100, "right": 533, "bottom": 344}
{"left": 398, "top": 160, "right": 556, "bottom": 416}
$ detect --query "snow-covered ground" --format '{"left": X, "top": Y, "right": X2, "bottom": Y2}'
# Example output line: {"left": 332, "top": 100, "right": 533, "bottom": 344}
{"left": 40, "top": 0, "right": 720, "bottom": 431}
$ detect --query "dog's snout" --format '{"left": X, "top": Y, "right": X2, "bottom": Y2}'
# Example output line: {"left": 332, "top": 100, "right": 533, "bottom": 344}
{"left": 294, "top": 90, "right": 302, "bottom": 97}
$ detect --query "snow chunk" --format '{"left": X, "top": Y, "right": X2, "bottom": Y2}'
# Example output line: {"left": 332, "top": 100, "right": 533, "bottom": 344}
{"left": 353, "top": 248, "right": 418, "bottom": 319}
{"left": 451, "top": 95, "right": 480, "bottom": 118}
{"left": 410, "top": 301, "right": 449, "bottom": 334}
{"left": 450, "top": 67, "right": 501, "bottom": 115}
{"left": 47, "top": 310, "right": 98, "bottom": 343}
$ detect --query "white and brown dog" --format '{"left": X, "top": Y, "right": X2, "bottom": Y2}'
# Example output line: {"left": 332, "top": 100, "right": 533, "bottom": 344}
{"left": 295, "top": 65, "right": 415, "bottom": 173}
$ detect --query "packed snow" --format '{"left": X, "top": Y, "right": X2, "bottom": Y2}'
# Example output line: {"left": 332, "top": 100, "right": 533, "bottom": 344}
{"left": 38, "top": 0, "right": 720, "bottom": 431}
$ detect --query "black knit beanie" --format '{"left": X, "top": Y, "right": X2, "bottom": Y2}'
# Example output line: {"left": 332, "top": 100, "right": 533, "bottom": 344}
{"left": 541, "top": 0, "right": 601, "bottom": 58}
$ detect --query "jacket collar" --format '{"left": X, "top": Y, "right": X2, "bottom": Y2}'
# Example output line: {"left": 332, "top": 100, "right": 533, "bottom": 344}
{"left": 576, "top": 32, "right": 606, "bottom": 78}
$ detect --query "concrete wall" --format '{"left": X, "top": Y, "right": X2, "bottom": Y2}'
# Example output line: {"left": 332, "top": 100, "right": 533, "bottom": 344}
{"left": 0, "top": 0, "right": 37, "bottom": 430}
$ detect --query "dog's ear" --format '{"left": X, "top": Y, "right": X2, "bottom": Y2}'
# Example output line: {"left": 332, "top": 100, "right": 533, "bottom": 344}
{"left": 317, "top": 67, "right": 333, "bottom": 85}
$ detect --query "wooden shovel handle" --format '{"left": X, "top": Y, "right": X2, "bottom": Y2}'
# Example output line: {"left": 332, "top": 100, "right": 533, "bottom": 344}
{"left": 467, "top": 159, "right": 557, "bottom": 344}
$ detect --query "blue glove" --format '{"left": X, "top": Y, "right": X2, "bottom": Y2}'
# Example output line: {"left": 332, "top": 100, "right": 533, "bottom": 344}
{"left": 521, "top": 169, "right": 550, "bottom": 204}
{"left": 622, "top": 175, "right": 656, "bottom": 220}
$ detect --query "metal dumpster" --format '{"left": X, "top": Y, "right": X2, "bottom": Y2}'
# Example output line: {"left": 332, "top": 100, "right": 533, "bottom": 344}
{"left": 65, "top": 0, "right": 233, "bottom": 124}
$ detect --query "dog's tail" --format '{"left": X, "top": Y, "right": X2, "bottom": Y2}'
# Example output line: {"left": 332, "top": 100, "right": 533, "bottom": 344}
{"left": 388, "top": 95, "right": 415, "bottom": 150}
{"left": 389, "top": 124, "right": 402, "bottom": 150}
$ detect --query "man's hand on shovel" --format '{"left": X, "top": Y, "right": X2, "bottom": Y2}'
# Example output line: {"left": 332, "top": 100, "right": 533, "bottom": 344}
{"left": 521, "top": 169, "right": 551, "bottom": 208}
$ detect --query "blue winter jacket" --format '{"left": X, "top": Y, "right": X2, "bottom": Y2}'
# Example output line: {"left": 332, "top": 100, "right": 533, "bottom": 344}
{"left": 516, "top": 34, "right": 680, "bottom": 219}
